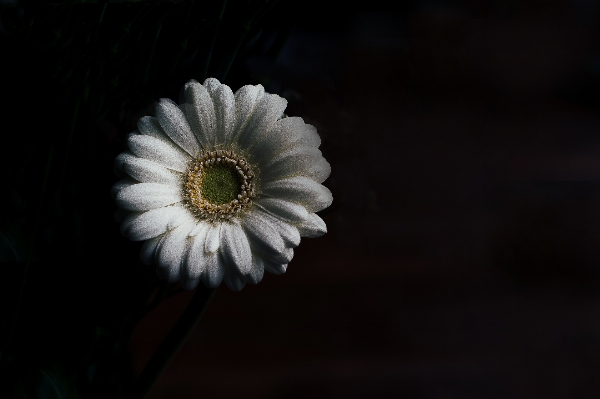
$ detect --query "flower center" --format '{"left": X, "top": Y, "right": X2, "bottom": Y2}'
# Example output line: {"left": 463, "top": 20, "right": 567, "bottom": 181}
{"left": 184, "top": 150, "right": 256, "bottom": 221}
{"left": 200, "top": 166, "right": 241, "bottom": 205}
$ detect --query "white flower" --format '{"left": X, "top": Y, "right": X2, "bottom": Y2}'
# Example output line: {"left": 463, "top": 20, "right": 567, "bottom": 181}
{"left": 112, "top": 78, "right": 332, "bottom": 291}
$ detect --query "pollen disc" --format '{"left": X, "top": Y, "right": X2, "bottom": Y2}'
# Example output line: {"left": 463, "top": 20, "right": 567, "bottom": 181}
{"left": 184, "top": 150, "right": 256, "bottom": 222}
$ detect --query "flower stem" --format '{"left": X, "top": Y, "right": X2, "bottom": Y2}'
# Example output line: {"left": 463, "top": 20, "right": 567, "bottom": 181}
{"left": 201, "top": 0, "right": 227, "bottom": 81}
{"left": 129, "top": 284, "right": 217, "bottom": 399}
{"left": 142, "top": 7, "right": 165, "bottom": 87}
{"left": 55, "top": 97, "right": 80, "bottom": 204}
{"left": 217, "top": 0, "right": 278, "bottom": 82}
{"left": 6, "top": 143, "right": 54, "bottom": 358}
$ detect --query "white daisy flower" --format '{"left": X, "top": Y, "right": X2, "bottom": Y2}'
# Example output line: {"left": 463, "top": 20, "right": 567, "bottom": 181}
{"left": 112, "top": 78, "right": 332, "bottom": 291}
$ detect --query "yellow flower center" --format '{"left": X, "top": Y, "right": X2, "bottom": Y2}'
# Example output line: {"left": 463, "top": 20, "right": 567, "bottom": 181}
{"left": 184, "top": 150, "right": 256, "bottom": 221}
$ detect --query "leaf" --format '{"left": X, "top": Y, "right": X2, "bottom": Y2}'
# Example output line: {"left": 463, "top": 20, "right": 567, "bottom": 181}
{"left": 0, "top": 226, "right": 25, "bottom": 262}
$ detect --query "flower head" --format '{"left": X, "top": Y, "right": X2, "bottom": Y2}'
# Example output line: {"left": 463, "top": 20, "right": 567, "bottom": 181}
{"left": 112, "top": 78, "right": 332, "bottom": 291}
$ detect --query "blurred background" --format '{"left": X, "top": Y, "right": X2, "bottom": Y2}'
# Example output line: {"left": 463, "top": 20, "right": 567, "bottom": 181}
{"left": 2, "top": 1, "right": 600, "bottom": 398}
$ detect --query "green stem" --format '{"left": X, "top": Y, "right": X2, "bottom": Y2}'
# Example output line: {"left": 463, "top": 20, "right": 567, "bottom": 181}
{"left": 94, "top": 1, "right": 107, "bottom": 42}
{"left": 143, "top": 13, "right": 164, "bottom": 87}
{"left": 115, "top": 280, "right": 171, "bottom": 354}
{"left": 183, "top": 0, "right": 194, "bottom": 30}
{"left": 218, "top": 20, "right": 250, "bottom": 82}
{"left": 129, "top": 285, "right": 217, "bottom": 399}
{"left": 83, "top": 0, "right": 106, "bottom": 49}
{"left": 49, "top": 2, "right": 73, "bottom": 49}
{"left": 266, "top": 18, "right": 295, "bottom": 61}
{"left": 6, "top": 143, "right": 54, "bottom": 357}
{"left": 24, "top": 13, "right": 35, "bottom": 44}
{"left": 218, "top": 0, "right": 276, "bottom": 82}
{"left": 56, "top": 98, "right": 81, "bottom": 204}
{"left": 201, "top": 0, "right": 227, "bottom": 81}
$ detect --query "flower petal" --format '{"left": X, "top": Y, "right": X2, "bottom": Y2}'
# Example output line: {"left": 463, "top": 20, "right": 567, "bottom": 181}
{"left": 261, "top": 176, "right": 332, "bottom": 212}
{"left": 156, "top": 98, "right": 200, "bottom": 156}
{"left": 223, "top": 272, "right": 246, "bottom": 291}
{"left": 246, "top": 252, "right": 265, "bottom": 284}
{"left": 140, "top": 235, "right": 163, "bottom": 265}
{"left": 183, "top": 222, "right": 211, "bottom": 282}
{"left": 181, "top": 80, "right": 216, "bottom": 149}
{"left": 121, "top": 205, "right": 193, "bottom": 241}
{"left": 252, "top": 207, "right": 301, "bottom": 247}
{"left": 240, "top": 209, "right": 288, "bottom": 263}
{"left": 122, "top": 156, "right": 181, "bottom": 186}
{"left": 256, "top": 198, "right": 309, "bottom": 224}
{"left": 114, "top": 151, "right": 136, "bottom": 172}
{"left": 203, "top": 252, "right": 224, "bottom": 288}
{"left": 115, "top": 182, "right": 182, "bottom": 211}
{"left": 297, "top": 213, "right": 327, "bottom": 238}
{"left": 137, "top": 116, "right": 169, "bottom": 141}
{"left": 203, "top": 77, "right": 220, "bottom": 93}
{"left": 236, "top": 93, "right": 287, "bottom": 151}
{"left": 156, "top": 220, "right": 196, "bottom": 282}
{"left": 260, "top": 146, "right": 330, "bottom": 183}
{"left": 249, "top": 117, "right": 320, "bottom": 164}
{"left": 264, "top": 260, "right": 288, "bottom": 275}
{"left": 220, "top": 220, "right": 252, "bottom": 276}
{"left": 127, "top": 134, "right": 189, "bottom": 172}
{"left": 181, "top": 278, "right": 201, "bottom": 291}
{"left": 212, "top": 84, "right": 235, "bottom": 145}
{"left": 204, "top": 224, "right": 221, "bottom": 253}
{"left": 110, "top": 178, "right": 137, "bottom": 199}
{"left": 189, "top": 221, "right": 210, "bottom": 237}
{"left": 231, "top": 84, "right": 265, "bottom": 143}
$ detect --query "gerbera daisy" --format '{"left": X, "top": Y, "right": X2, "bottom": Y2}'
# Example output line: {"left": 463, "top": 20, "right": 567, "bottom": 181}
{"left": 111, "top": 78, "right": 332, "bottom": 291}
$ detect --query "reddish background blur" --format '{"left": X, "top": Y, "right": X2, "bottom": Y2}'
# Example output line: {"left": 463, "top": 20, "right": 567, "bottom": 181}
{"left": 125, "top": 4, "right": 600, "bottom": 399}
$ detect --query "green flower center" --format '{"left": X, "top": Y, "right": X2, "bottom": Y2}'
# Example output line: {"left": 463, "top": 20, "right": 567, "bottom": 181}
{"left": 184, "top": 150, "right": 256, "bottom": 222}
{"left": 200, "top": 166, "right": 241, "bottom": 205}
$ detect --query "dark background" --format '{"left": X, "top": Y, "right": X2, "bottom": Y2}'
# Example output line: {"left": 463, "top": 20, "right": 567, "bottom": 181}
{"left": 2, "top": 1, "right": 600, "bottom": 398}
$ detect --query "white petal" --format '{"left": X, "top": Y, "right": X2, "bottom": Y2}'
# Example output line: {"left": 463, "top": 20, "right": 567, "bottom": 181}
{"left": 249, "top": 117, "right": 320, "bottom": 163}
{"left": 260, "top": 176, "right": 332, "bottom": 212}
{"left": 297, "top": 213, "right": 327, "bottom": 238}
{"left": 224, "top": 273, "right": 246, "bottom": 291}
{"left": 203, "top": 252, "right": 224, "bottom": 288}
{"left": 220, "top": 220, "right": 252, "bottom": 276}
{"left": 260, "top": 146, "right": 330, "bottom": 183}
{"left": 168, "top": 207, "right": 196, "bottom": 229}
{"left": 236, "top": 93, "right": 287, "bottom": 151}
{"left": 240, "top": 209, "right": 287, "bottom": 263}
{"left": 137, "top": 116, "right": 169, "bottom": 141}
{"left": 181, "top": 278, "right": 201, "bottom": 291}
{"left": 264, "top": 260, "right": 288, "bottom": 275}
{"left": 256, "top": 198, "right": 309, "bottom": 224}
{"left": 123, "top": 156, "right": 181, "bottom": 186}
{"left": 127, "top": 134, "right": 189, "bottom": 172}
{"left": 189, "top": 221, "right": 210, "bottom": 237}
{"left": 203, "top": 77, "right": 221, "bottom": 95}
{"left": 181, "top": 80, "right": 216, "bottom": 149}
{"left": 212, "top": 84, "right": 235, "bottom": 145}
{"left": 231, "top": 84, "right": 265, "bottom": 143}
{"left": 140, "top": 234, "right": 163, "bottom": 265}
{"left": 115, "top": 182, "right": 182, "bottom": 211}
{"left": 110, "top": 178, "right": 137, "bottom": 199}
{"left": 252, "top": 207, "right": 301, "bottom": 247}
{"left": 114, "top": 151, "right": 136, "bottom": 171}
{"left": 204, "top": 224, "right": 221, "bottom": 253}
{"left": 119, "top": 211, "right": 143, "bottom": 236}
{"left": 156, "top": 221, "right": 196, "bottom": 282}
{"left": 246, "top": 251, "right": 265, "bottom": 284}
{"left": 121, "top": 205, "right": 191, "bottom": 241}
{"left": 183, "top": 222, "right": 210, "bottom": 281}
{"left": 156, "top": 98, "right": 200, "bottom": 156}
